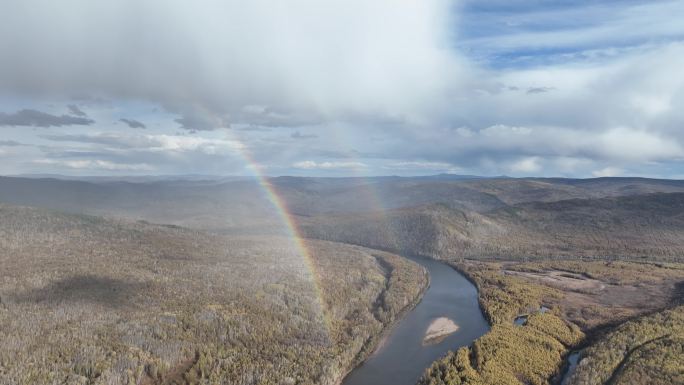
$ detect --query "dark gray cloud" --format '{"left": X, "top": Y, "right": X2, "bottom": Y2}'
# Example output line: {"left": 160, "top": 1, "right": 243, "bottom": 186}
{"left": 0, "top": 140, "right": 23, "bottom": 146}
{"left": 238, "top": 125, "right": 272, "bottom": 132}
{"left": 174, "top": 110, "right": 229, "bottom": 131}
{"left": 40, "top": 149, "right": 117, "bottom": 159}
{"left": 120, "top": 118, "right": 146, "bottom": 129}
{"left": 70, "top": 94, "right": 111, "bottom": 105}
{"left": 67, "top": 104, "right": 87, "bottom": 117}
{"left": 526, "top": 87, "right": 554, "bottom": 94}
{"left": 234, "top": 106, "right": 326, "bottom": 127}
{"left": 291, "top": 131, "right": 318, "bottom": 139}
{"left": 0, "top": 109, "right": 94, "bottom": 127}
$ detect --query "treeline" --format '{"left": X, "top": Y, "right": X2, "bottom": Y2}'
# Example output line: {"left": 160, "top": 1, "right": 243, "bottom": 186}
{"left": 566, "top": 306, "right": 684, "bottom": 385}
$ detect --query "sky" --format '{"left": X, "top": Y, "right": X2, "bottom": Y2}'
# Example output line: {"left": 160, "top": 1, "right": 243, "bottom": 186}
{"left": 0, "top": 0, "right": 683, "bottom": 178}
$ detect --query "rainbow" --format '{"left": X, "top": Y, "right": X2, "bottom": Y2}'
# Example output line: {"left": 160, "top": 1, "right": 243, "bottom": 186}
{"left": 230, "top": 131, "right": 400, "bottom": 344}
{"left": 237, "top": 146, "right": 334, "bottom": 342}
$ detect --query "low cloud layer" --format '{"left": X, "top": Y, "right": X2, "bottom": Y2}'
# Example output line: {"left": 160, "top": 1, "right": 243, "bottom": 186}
{"left": 0, "top": 0, "right": 456, "bottom": 129}
{"left": 0, "top": 1, "right": 682, "bottom": 177}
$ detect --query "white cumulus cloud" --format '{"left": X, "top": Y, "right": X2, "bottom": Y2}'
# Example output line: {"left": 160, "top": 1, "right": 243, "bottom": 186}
{"left": 34, "top": 159, "right": 153, "bottom": 171}
{"left": 292, "top": 160, "right": 367, "bottom": 170}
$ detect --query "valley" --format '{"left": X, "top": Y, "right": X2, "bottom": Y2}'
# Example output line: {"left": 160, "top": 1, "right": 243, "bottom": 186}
{"left": 342, "top": 255, "right": 488, "bottom": 385}
{"left": 3, "top": 1, "right": 683, "bottom": 383}
{"left": 1, "top": 175, "right": 683, "bottom": 385}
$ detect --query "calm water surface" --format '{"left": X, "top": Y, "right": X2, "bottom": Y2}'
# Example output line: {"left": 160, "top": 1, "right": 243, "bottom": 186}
{"left": 560, "top": 352, "right": 581, "bottom": 385}
{"left": 342, "top": 255, "right": 490, "bottom": 385}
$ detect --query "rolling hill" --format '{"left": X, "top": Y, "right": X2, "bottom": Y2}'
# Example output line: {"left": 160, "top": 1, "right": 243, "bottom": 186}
{"left": 0, "top": 204, "right": 426, "bottom": 385}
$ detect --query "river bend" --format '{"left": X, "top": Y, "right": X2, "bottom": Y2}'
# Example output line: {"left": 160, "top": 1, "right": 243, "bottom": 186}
{"left": 342, "top": 255, "right": 490, "bottom": 385}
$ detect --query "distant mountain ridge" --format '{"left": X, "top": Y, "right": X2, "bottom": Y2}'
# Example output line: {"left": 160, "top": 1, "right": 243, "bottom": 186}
{"left": 2, "top": 175, "right": 684, "bottom": 261}
{"left": 302, "top": 192, "right": 684, "bottom": 261}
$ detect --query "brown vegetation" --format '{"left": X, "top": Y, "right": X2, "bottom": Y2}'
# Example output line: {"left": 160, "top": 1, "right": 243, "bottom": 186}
{"left": 418, "top": 259, "right": 684, "bottom": 385}
{"left": 2, "top": 176, "right": 684, "bottom": 385}
{"left": 303, "top": 193, "right": 684, "bottom": 263}
{"left": 0, "top": 205, "right": 427, "bottom": 385}
{"left": 566, "top": 306, "right": 684, "bottom": 385}
{"left": 419, "top": 261, "right": 583, "bottom": 385}
{"left": 503, "top": 260, "right": 684, "bottom": 330}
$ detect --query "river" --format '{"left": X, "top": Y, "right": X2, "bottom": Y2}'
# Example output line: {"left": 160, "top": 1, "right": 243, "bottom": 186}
{"left": 342, "top": 255, "right": 490, "bottom": 385}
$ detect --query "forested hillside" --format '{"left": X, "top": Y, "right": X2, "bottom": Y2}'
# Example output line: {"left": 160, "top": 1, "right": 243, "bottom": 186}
{"left": 567, "top": 306, "right": 684, "bottom": 385}
{"left": 4, "top": 176, "right": 684, "bottom": 235}
{"left": 302, "top": 193, "right": 684, "bottom": 262}
{"left": 0, "top": 205, "right": 427, "bottom": 385}
{"left": 1, "top": 176, "right": 683, "bottom": 385}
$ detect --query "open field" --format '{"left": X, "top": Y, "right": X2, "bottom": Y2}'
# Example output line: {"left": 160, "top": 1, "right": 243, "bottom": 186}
{"left": 503, "top": 270, "right": 606, "bottom": 292}
{"left": 0, "top": 205, "right": 427, "bottom": 385}
{"left": 502, "top": 260, "right": 684, "bottom": 330}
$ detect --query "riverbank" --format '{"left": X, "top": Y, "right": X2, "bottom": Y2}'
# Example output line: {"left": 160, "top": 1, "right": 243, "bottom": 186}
{"left": 419, "top": 260, "right": 584, "bottom": 385}
{"left": 336, "top": 256, "right": 430, "bottom": 385}
{"left": 342, "top": 255, "right": 489, "bottom": 385}
{"left": 368, "top": 265, "right": 431, "bottom": 358}
{"left": 419, "top": 258, "right": 684, "bottom": 385}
